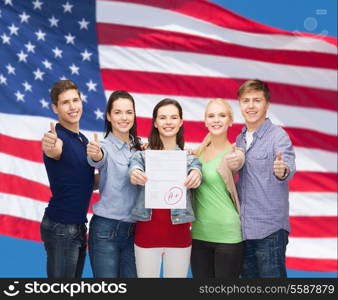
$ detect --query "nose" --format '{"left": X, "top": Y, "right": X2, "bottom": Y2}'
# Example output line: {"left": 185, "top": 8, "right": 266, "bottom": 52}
{"left": 248, "top": 100, "right": 254, "bottom": 108}
{"left": 121, "top": 113, "right": 127, "bottom": 120}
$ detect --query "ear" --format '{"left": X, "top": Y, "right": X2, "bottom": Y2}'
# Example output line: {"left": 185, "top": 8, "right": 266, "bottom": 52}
{"left": 106, "top": 112, "right": 111, "bottom": 122}
{"left": 179, "top": 119, "right": 183, "bottom": 128}
{"left": 52, "top": 103, "right": 58, "bottom": 115}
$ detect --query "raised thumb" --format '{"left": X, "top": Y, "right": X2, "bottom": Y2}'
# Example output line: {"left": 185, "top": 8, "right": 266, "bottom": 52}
{"left": 50, "top": 121, "right": 56, "bottom": 135}
{"left": 276, "top": 151, "right": 282, "bottom": 161}
{"left": 93, "top": 132, "right": 99, "bottom": 143}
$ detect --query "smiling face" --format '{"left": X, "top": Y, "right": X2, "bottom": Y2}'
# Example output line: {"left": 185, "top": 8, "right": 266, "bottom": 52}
{"left": 205, "top": 101, "right": 233, "bottom": 136}
{"left": 107, "top": 97, "right": 135, "bottom": 137}
{"left": 52, "top": 88, "right": 82, "bottom": 130}
{"left": 154, "top": 104, "right": 183, "bottom": 139}
{"left": 239, "top": 90, "right": 269, "bottom": 131}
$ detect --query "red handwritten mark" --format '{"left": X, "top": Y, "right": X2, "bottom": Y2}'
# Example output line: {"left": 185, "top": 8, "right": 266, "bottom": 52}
{"left": 164, "top": 186, "right": 183, "bottom": 205}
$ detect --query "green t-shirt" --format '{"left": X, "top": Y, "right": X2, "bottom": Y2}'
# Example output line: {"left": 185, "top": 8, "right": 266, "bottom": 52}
{"left": 192, "top": 150, "right": 242, "bottom": 243}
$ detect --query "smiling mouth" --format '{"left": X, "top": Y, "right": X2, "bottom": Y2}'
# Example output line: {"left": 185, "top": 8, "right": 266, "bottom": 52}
{"left": 68, "top": 112, "right": 78, "bottom": 117}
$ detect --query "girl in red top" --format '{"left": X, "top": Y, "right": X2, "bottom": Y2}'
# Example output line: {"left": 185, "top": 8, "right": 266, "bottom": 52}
{"left": 129, "top": 99, "right": 201, "bottom": 277}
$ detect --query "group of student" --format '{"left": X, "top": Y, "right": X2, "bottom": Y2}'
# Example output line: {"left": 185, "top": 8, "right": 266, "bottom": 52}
{"left": 41, "top": 78, "right": 296, "bottom": 279}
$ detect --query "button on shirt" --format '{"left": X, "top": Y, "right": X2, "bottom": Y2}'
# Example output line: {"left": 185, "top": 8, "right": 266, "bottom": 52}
{"left": 87, "top": 133, "right": 140, "bottom": 223}
{"left": 44, "top": 123, "right": 94, "bottom": 224}
{"left": 236, "top": 118, "right": 296, "bottom": 240}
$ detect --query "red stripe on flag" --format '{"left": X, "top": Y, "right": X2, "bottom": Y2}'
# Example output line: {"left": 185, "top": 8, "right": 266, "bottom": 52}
{"left": 290, "top": 217, "right": 337, "bottom": 238}
{"left": 0, "top": 173, "right": 99, "bottom": 213}
{"left": 97, "top": 23, "right": 337, "bottom": 70}
{"left": 0, "top": 173, "right": 50, "bottom": 202}
{"left": 101, "top": 69, "right": 337, "bottom": 111}
{"left": 290, "top": 172, "right": 337, "bottom": 193}
{"left": 0, "top": 134, "right": 43, "bottom": 163}
{"left": 0, "top": 215, "right": 41, "bottom": 242}
{"left": 286, "top": 257, "right": 338, "bottom": 272}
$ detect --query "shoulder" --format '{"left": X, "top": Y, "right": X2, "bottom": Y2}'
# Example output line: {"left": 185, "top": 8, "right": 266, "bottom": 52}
{"left": 268, "top": 124, "right": 290, "bottom": 139}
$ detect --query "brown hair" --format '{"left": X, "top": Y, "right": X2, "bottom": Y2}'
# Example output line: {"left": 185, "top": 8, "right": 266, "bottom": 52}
{"left": 104, "top": 90, "right": 142, "bottom": 151}
{"left": 50, "top": 80, "right": 81, "bottom": 106}
{"left": 148, "top": 98, "right": 184, "bottom": 150}
{"left": 237, "top": 79, "right": 270, "bottom": 103}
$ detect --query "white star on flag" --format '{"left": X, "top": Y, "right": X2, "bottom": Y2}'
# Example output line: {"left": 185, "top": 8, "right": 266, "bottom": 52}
{"left": 69, "top": 63, "right": 80, "bottom": 75}
{"left": 22, "top": 81, "right": 32, "bottom": 92}
{"left": 35, "top": 29, "right": 46, "bottom": 41}
{"left": 40, "top": 98, "right": 49, "bottom": 109}
{"left": 78, "top": 18, "right": 90, "bottom": 30}
{"left": 0, "top": 74, "right": 8, "bottom": 85}
{"left": 80, "top": 49, "right": 92, "bottom": 61}
{"left": 25, "top": 42, "right": 36, "bottom": 53}
{"left": 52, "top": 47, "right": 62, "bottom": 58}
{"left": 94, "top": 108, "right": 104, "bottom": 120}
{"left": 81, "top": 93, "right": 88, "bottom": 103}
{"left": 4, "top": 0, "right": 13, "bottom": 6}
{"left": 8, "top": 24, "right": 19, "bottom": 35}
{"left": 19, "top": 11, "right": 30, "bottom": 23}
{"left": 64, "top": 33, "right": 75, "bottom": 44}
{"left": 15, "top": 90, "right": 25, "bottom": 102}
{"left": 33, "top": 68, "right": 45, "bottom": 80}
{"left": 62, "top": 2, "right": 73, "bottom": 13}
{"left": 17, "top": 51, "right": 28, "bottom": 63}
{"left": 42, "top": 59, "right": 52, "bottom": 70}
{"left": 1, "top": 33, "right": 11, "bottom": 44}
{"left": 86, "top": 79, "right": 97, "bottom": 91}
{"left": 6, "top": 64, "right": 15, "bottom": 74}
{"left": 48, "top": 16, "right": 59, "bottom": 27}
{"left": 32, "top": 0, "right": 43, "bottom": 10}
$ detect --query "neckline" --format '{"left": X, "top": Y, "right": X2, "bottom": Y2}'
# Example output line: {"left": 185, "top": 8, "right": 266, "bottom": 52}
{"left": 201, "top": 147, "right": 229, "bottom": 164}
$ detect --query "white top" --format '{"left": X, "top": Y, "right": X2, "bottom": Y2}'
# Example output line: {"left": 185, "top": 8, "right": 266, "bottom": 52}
{"left": 245, "top": 131, "right": 254, "bottom": 150}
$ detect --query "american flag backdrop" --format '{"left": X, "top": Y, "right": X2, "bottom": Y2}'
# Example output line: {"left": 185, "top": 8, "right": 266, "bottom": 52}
{"left": 0, "top": 0, "right": 337, "bottom": 274}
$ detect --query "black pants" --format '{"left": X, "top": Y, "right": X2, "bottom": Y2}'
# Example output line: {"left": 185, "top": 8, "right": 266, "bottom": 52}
{"left": 191, "top": 239, "right": 244, "bottom": 278}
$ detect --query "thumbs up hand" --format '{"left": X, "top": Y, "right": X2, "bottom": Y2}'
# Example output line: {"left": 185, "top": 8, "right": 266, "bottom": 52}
{"left": 87, "top": 132, "right": 103, "bottom": 162}
{"left": 224, "top": 143, "right": 243, "bottom": 171}
{"left": 42, "top": 122, "right": 63, "bottom": 159}
{"left": 273, "top": 151, "right": 288, "bottom": 179}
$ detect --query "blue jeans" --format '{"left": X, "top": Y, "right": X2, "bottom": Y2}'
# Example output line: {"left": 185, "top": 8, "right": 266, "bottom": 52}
{"left": 88, "top": 215, "right": 137, "bottom": 278}
{"left": 241, "top": 229, "right": 289, "bottom": 278}
{"left": 40, "top": 215, "right": 87, "bottom": 278}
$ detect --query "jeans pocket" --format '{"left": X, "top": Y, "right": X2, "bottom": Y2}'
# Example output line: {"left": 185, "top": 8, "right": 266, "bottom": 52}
{"left": 94, "top": 228, "right": 115, "bottom": 240}
{"left": 55, "top": 224, "right": 67, "bottom": 237}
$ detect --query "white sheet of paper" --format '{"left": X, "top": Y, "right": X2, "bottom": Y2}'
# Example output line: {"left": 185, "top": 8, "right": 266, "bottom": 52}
{"left": 145, "top": 150, "right": 187, "bottom": 209}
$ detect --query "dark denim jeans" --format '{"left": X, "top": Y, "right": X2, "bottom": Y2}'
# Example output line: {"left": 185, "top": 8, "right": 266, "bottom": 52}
{"left": 88, "top": 215, "right": 137, "bottom": 278}
{"left": 40, "top": 215, "right": 87, "bottom": 278}
{"left": 241, "top": 229, "right": 289, "bottom": 278}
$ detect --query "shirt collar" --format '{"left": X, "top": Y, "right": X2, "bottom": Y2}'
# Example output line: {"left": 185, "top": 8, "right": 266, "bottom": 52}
{"left": 56, "top": 123, "right": 82, "bottom": 138}
{"left": 107, "top": 132, "right": 131, "bottom": 150}
{"left": 241, "top": 118, "right": 272, "bottom": 139}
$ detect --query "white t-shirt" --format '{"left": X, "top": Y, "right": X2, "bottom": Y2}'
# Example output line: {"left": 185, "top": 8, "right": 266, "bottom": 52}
{"left": 245, "top": 131, "right": 254, "bottom": 150}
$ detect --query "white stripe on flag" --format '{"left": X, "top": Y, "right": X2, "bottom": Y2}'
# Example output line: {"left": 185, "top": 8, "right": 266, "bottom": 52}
{"left": 98, "top": 45, "right": 337, "bottom": 90}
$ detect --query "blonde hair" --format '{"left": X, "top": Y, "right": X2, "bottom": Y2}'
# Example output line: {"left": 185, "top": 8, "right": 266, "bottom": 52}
{"left": 196, "top": 98, "right": 234, "bottom": 156}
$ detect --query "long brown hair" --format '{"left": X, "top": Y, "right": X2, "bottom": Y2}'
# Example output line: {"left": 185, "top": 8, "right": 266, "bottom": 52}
{"left": 148, "top": 98, "right": 184, "bottom": 150}
{"left": 104, "top": 90, "right": 142, "bottom": 151}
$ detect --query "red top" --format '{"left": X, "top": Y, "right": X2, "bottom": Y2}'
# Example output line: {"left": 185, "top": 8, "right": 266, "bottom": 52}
{"left": 134, "top": 209, "right": 192, "bottom": 248}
